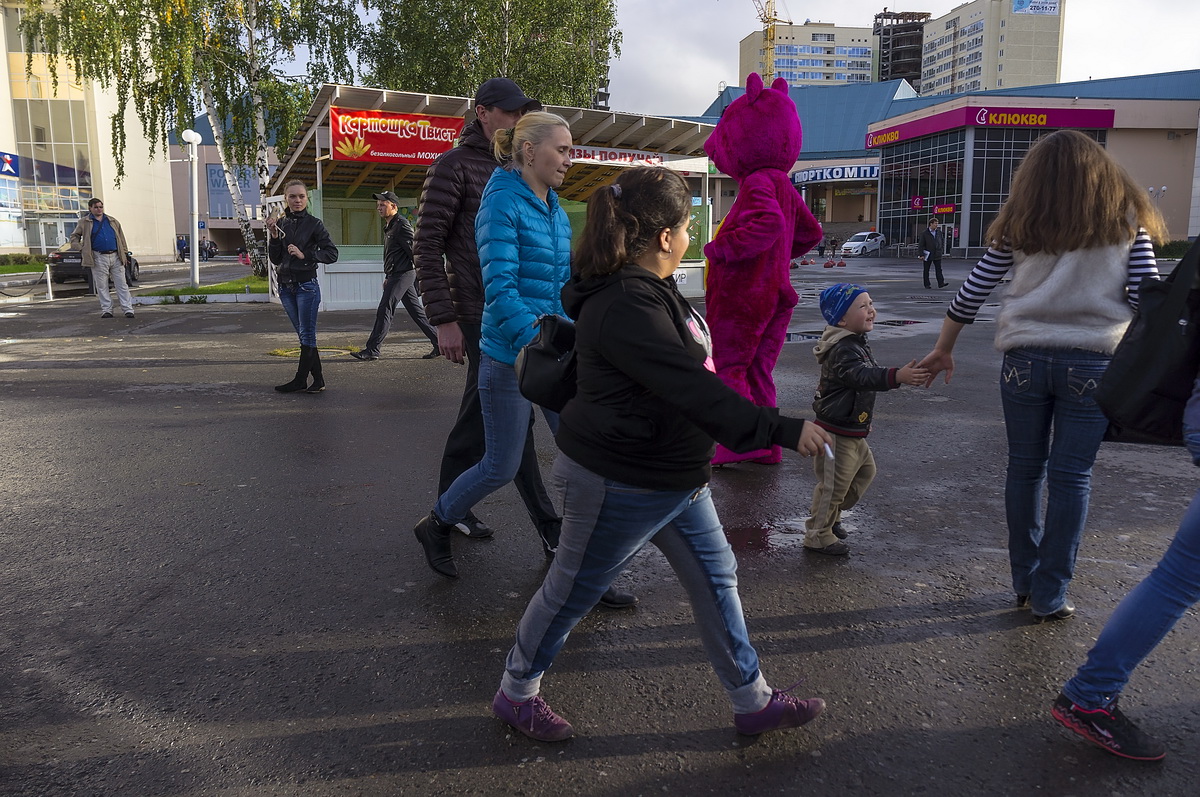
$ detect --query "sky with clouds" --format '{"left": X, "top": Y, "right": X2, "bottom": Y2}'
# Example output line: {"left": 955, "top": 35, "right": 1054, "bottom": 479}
{"left": 606, "top": 0, "right": 1200, "bottom": 116}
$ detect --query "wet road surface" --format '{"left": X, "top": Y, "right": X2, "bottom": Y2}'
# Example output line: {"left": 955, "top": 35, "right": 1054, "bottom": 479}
{"left": 1, "top": 257, "right": 1196, "bottom": 795}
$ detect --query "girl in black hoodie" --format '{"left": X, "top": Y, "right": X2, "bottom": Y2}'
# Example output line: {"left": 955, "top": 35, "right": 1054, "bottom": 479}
{"left": 491, "top": 166, "right": 832, "bottom": 742}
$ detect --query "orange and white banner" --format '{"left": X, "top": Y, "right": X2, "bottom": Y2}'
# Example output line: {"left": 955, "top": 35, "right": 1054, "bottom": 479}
{"left": 330, "top": 107, "right": 465, "bottom": 164}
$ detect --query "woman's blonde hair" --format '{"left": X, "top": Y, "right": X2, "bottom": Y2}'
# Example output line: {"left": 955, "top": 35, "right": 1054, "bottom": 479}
{"left": 986, "top": 130, "right": 1167, "bottom": 253}
{"left": 492, "top": 111, "right": 571, "bottom": 168}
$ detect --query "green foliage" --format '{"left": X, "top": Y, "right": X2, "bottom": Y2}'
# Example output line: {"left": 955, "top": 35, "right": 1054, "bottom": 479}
{"left": 21, "top": 0, "right": 364, "bottom": 179}
{"left": 0, "top": 253, "right": 47, "bottom": 268}
{"left": 1157, "top": 239, "right": 1194, "bottom": 259}
{"left": 21, "top": 0, "right": 365, "bottom": 280}
{"left": 362, "top": 0, "right": 621, "bottom": 108}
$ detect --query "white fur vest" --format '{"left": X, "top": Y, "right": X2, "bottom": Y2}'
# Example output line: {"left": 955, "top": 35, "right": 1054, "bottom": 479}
{"left": 994, "top": 242, "right": 1134, "bottom": 355}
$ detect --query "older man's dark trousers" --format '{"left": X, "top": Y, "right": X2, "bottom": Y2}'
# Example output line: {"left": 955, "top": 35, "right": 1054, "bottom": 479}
{"left": 436, "top": 320, "right": 559, "bottom": 532}
{"left": 363, "top": 270, "right": 438, "bottom": 356}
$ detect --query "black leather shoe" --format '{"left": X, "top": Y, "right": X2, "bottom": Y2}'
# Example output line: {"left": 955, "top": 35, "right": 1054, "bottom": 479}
{"left": 832, "top": 522, "right": 848, "bottom": 540}
{"left": 1033, "top": 599, "right": 1075, "bottom": 623}
{"left": 1016, "top": 594, "right": 1030, "bottom": 609}
{"left": 421, "top": 346, "right": 441, "bottom": 359}
{"left": 350, "top": 350, "right": 379, "bottom": 361}
{"left": 100, "top": 312, "right": 113, "bottom": 318}
{"left": 938, "top": 282, "right": 949, "bottom": 288}
{"left": 413, "top": 513, "right": 457, "bottom": 578}
{"left": 924, "top": 285, "right": 932, "bottom": 290}
{"left": 597, "top": 586, "right": 638, "bottom": 609}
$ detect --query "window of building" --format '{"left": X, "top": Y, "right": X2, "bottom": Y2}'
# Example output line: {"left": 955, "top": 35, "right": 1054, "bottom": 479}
{"left": 812, "top": 33, "right": 835, "bottom": 42}
{"left": 4, "top": 3, "right": 96, "bottom": 252}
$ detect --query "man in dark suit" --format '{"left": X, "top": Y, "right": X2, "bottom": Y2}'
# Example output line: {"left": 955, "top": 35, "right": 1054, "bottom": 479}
{"left": 919, "top": 217, "right": 947, "bottom": 289}
{"left": 349, "top": 191, "right": 440, "bottom": 360}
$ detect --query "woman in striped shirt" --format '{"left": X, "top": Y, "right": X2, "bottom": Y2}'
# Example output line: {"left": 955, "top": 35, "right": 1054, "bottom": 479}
{"left": 918, "top": 130, "right": 1167, "bottom": 624}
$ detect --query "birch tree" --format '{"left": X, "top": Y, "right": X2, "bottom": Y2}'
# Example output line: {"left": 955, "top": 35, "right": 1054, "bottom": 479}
{"left": 362, "top": 0, "right": 621, "bottom": 108}
{"left": 21, "top": 0, "right": 365, "bottom": 276}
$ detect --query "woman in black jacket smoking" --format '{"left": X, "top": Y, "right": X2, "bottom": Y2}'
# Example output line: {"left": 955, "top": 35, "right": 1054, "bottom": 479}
{"left": 267, "top": 179, "right": 339, "bottom": 393}
{"left": 490, "top": 166, "right": 832, "bottom": 743}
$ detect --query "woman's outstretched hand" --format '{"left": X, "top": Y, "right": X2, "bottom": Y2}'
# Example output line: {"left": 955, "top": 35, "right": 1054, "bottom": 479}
{"left": 796, "top": 422, "right": 834, "bottom": 457}
{"left": 917, "top": 350, "right": 954, "bottom": 387}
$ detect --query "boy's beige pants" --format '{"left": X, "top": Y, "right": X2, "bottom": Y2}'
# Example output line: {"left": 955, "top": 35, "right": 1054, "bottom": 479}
{"left": 804, "top": 434, "right": 877, "bottom": 548}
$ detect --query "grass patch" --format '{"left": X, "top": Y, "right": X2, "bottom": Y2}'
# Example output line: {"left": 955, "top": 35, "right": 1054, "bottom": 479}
{"left": 0, "top": 263, "right": 47, "bottom": 275}
{"left": 143, "top": 275, "right": 269, "bottom": 296}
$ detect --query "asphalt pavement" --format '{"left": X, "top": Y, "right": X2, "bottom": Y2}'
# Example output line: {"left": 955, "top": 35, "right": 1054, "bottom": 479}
{"left": 1, "top": 256, "right": 1197, "bottom": 796}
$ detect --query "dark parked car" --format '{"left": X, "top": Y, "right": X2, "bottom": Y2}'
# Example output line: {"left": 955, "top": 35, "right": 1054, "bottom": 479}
{"left": 48, "top": 243, "right": 140, "bottom": 286}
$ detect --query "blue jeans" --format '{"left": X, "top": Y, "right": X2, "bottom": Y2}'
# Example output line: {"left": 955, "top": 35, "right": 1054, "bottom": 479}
{"left": 1063, "top": 482, "right": 1200, "bottom": 709}
{"left": 1000, "top": 347, "right": 1110, "bottom": 615}
{"left": 500, "top": 455, "right": 773, "bottom": 715}
{"left": 279, "top": 279, "right": 320, "bottom": 347}
{"left": 435, "top": 354, "right": 557, "bottom": 524}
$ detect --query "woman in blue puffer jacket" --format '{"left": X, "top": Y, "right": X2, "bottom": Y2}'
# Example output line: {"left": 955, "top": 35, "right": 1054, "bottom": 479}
{"left": 413, "top": 112, "right": 575, "bottom": 579}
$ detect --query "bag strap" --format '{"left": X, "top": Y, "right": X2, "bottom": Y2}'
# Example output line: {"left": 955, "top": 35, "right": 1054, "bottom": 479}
{"left": 1161, "top": 237, "right": 1200, "bottom": 322}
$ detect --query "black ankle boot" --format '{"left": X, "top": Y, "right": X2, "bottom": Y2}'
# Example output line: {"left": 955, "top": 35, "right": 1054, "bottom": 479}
{"left": 275, "top": 346, "right": 310, "bottom": 392}
{"left": 414, "top": 512, "right": 457, "bottom": 578}
{"left": 305, "top": 346, "right": 325, "bottom": 392}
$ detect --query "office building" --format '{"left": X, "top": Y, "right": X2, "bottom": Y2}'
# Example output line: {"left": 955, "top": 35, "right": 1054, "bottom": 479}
{"left": 920, "top": 0, "right": 1065, "bottom": 96}
{"left": 1, "top": 2, "right": 175, "bottom": 256}
{"left": 740, "top": 21, "right": 876, "bottom": 86}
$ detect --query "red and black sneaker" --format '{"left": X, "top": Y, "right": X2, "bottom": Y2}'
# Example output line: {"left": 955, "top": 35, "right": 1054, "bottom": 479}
{"left": 1052, "top": 693, "right": 1166, "bottom": 761}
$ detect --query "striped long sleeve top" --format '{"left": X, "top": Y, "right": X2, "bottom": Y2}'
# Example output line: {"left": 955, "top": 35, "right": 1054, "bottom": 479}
{"left": 947, "top": 230, "right": 1159, "bottom": 325}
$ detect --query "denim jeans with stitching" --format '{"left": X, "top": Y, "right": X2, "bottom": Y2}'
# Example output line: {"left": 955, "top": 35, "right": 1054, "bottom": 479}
{"left": 1063, "top": 458, "right": 1200, "bottom": 709}
{"left": 279, "top": 278, "right": 321, "bottom": 347}
{"left": 435, "top": 353, "right": 557, "bottom": 524}
{"left": 500, "top": 454, "right": 773, "bottom": 714}
{"left": 1000, "top": 346, "right": 1111, "bottom": 615}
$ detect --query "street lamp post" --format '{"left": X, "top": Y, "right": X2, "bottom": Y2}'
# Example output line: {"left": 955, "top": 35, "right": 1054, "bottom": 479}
{"left": 181, "top": 129, "right": 203, "bottom": 289}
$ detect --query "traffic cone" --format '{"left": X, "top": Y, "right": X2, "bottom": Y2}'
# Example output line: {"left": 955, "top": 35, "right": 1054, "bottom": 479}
{"left": 836, "top": 260, "right": 847, "bottom": 267}
{"left": 823, "top": 260, "right": 835, "bottom": 268}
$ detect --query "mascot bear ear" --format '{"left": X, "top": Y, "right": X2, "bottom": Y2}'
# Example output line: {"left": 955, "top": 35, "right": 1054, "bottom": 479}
{"left": 771, "top": 76, "right": 790, "bottom": 94}
{"left": 745, "top": 72, "right": 764, "bottom": 100}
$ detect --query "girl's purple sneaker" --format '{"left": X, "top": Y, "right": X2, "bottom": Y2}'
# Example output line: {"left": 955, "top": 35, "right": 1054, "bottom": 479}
{"left": 735, "top": 684, "right": 825, "bottom": 735}
{"left": 492, "top": 689, "right": 574, "bottom": 742}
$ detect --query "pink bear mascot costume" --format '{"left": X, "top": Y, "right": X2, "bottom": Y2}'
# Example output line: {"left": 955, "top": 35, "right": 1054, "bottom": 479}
{"left": 704, "top": 73, "right": 822, "bottom": 465}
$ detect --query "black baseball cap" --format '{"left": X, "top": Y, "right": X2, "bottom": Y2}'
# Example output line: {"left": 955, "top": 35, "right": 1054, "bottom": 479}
{"left": 474, "top": 78, "right": 542, "bottom": 112}
{"left": 372, "top": 191, "right": 401, "bottom": 205}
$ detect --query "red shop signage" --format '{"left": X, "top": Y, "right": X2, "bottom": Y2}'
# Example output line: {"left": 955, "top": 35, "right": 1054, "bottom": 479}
{"left": 329, "top": 107, "right": 465, "bottom": 164}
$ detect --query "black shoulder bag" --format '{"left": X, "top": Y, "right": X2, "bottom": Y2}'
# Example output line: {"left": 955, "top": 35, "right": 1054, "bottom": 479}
{"left": 514, "top": 315, "right": 577, "bottom": 413}
{"left": 1097, "top": 238, "right": 1200, "bottom": 445}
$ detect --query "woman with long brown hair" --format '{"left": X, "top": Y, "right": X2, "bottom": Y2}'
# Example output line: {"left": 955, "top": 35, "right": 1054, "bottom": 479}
{"left": 919, "top": 130, "right": 1167, "bottom": 622}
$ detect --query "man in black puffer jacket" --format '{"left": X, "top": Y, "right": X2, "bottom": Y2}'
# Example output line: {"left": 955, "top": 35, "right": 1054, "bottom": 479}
{"left": 413, "top": 80, "right": 634, "bottom": 608}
